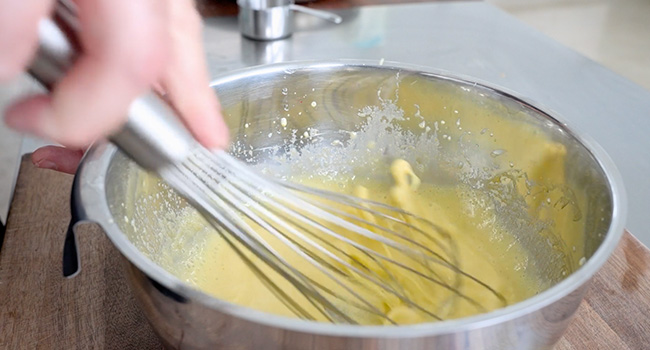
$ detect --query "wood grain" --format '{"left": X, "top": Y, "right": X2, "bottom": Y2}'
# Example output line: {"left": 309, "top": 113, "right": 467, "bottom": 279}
{"left": 0, "top": 156, "right": 161, "bottom": 350}
{"left": 1, "top": 156, "right": 649, "bottom": 349}
{"left": 555, "top": 234, "right": 650, "bottom": 350}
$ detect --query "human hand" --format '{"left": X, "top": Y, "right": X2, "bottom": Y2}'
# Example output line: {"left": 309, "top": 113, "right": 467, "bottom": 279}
{"left": 0, "top": 0, "right": 229, "bottom": 174}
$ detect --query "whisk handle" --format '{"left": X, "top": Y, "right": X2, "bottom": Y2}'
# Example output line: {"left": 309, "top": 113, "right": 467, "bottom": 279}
{"left": 27, "top": 0, "right": 195, "bottom": 172}
{"left": 27, "top": 0, "right": 78, "bottom": 91}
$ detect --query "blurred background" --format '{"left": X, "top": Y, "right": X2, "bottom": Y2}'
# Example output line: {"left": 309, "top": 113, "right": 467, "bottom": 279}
{"left": 489, "top": 0, "right": 650, "bottom": 90}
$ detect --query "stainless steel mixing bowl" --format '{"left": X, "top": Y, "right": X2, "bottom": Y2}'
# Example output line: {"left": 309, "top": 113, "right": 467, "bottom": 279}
{"left": 70, "top": 61, "right": 626, "bottom": 349}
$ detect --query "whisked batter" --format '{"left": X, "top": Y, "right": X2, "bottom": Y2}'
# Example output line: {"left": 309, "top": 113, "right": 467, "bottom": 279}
{"left": 168, "top": 158, "right": 546, "bottom": 324}
{"left": 122, "top": 98, "right": 584, "bottom": 325}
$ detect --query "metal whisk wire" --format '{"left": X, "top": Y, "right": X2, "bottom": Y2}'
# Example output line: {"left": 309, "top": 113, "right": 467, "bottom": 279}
{"left": 161, "top": 147, "right": 507, "bottom": 324}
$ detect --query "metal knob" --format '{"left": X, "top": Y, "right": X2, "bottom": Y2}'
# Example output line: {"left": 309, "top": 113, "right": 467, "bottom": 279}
{"left": 238, "top": 0, "right": 342, "bottom": 41}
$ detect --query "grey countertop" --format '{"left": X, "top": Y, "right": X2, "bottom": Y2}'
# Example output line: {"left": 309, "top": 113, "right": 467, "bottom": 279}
{"left": 1, "top": 1, "right": 649, "bottom": 244}
{"left": 201, "top": 1, "right": 650, "bottom": 243}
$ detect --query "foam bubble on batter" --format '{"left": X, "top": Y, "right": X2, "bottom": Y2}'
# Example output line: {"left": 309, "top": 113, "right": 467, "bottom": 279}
{"left": 232, "top": 100, "right": 442, "bottom": 187}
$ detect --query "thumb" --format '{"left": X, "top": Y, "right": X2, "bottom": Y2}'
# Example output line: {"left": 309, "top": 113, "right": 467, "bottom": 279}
{"left": 31, "top": 145, "right": 85, "bottom": 174}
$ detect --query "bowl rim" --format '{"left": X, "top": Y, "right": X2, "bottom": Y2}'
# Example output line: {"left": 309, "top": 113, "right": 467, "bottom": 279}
{"left": 75, "top": 59, "right": 627, "bottom": 337}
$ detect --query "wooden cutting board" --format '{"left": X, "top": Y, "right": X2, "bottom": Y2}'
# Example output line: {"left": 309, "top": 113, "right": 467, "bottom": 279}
{"left": 1, "top": 157, "right": 649, "bottom": 349}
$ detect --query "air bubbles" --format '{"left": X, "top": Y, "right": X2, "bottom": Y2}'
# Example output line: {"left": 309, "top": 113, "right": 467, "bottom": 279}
{"left": 414, "top": 104, "right": 422, "bottom": 119}
{"left": 490, "top": 149, "right": 506, "bottom": 158}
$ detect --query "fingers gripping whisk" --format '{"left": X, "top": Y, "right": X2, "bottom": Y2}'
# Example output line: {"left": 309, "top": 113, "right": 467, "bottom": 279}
{"left": 162, "top": 147, "right": 507, "bottom": 325}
